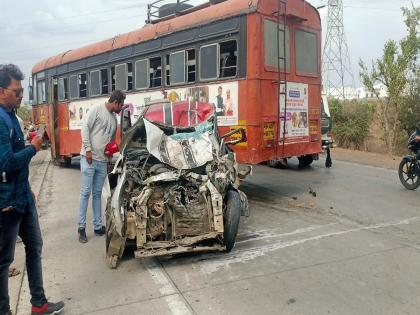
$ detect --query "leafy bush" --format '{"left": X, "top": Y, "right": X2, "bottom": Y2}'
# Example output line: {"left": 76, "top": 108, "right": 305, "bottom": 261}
{"left": 17, "top": 105, "right": 32, "bottom": 122}
{"left": 330, "top": 99, "right": 375, "bottom": 149}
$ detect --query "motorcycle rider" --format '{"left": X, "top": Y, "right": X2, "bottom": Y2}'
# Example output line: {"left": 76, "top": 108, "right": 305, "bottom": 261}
{"left": 414, "top": 123, "right": 420, "bottom": 159}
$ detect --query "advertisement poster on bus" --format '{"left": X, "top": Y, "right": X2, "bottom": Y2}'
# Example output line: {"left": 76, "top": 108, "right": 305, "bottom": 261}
{"left": 279, "top": 82, "right": 309, "bottom": 143}
{"left": 68, "top": 82, "right": 238, "bottom": 130}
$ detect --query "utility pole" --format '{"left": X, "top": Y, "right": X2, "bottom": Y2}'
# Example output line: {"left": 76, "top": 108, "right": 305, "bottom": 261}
{"left": 322, "top": 0, "right": 355, "bottom": 100}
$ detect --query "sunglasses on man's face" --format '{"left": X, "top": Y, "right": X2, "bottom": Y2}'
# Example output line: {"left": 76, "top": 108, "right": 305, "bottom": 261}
{"left": 3, "top": 87, "right": 24, "bottom": 97}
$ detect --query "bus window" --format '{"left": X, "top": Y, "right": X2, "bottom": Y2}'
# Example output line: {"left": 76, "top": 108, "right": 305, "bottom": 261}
{"left": 90, "top": 70, "right": 101, "bottom": 96}
{"left": 149, "top": 57, "right": 162, "bottom": 88}
{"left": 69, "top": 75, "right": 78, "bottom": 99}
{"left": 101, "top": 69, "right": 109, "bottom": 95}
{"left": 135, "top": 59, "right": 149, "bottom": 89}
{"left": 295, "top": 29, "right": 318, "bottom": 75}
{"left": 52, "top": 78, "right": 58, "bottom": 102}
{"left": 127, "top": 63, "right": 133, "bottom": 91}
{"left": 32, "top": 77, "right": 37, "bottom": 105}
{"left": 78, "top": 73, "right": 87, "bottom": 98}
{"left": 111, "top": 66, "right": 116, "bottom": 91}
{"left": 219, "top": 41, "right": 237, "bottom": 78}
{"left": 200, "top": 44, "right": 218, "bottom": 80}
{"left": 264, "top": 19, "right": 290, "bottom": 70}
{"left": 37, "top": 80, "right": 46, "bottom": 103}
{"left": 115, "top": 63, "right": 128, "bottom": 91}
{"left": 170, "top": 50, "right": 185, "bottom": 85}
{"left": 165, "top": 55, "right": 170, "bottom": 85}
{"left": 187, "top": 49, "right": 195, "bottom": 83}
{"left": 58, "top": 77, "right": 68, "bottom": 101}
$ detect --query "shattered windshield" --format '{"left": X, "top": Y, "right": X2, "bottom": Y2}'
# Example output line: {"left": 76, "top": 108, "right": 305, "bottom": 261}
{"left": 143, "top": 101, "right": 215, "bottom": 128}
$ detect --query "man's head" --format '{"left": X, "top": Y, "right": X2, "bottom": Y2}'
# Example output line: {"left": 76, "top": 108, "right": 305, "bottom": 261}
{"left": 107, "top": 90, "right": 126, "bottom": 114}
{"left": 218, "top": 86, "right": 222, "bottom": 95}
{"left": 0, "top": 64, "right": 24, "bottom": 110}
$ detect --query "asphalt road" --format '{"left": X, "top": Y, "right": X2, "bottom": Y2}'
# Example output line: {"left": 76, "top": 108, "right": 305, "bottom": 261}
{"left": 15, "top": 155, "right": 420, "bottom": 315}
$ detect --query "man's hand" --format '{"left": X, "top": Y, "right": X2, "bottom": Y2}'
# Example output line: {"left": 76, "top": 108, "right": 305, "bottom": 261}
{"left": 86, "top": 151, "right": 93, "bottom": 164}
{"left": 31, "top": 136, "right": 43, "bottom": 152}
{"left": 415, "top": 135, "right": 420, "bottom": 142}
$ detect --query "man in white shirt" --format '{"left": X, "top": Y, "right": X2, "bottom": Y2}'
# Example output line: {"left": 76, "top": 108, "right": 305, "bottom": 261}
{"left": 77, "top": 90, "right": 125, "bottom": 243}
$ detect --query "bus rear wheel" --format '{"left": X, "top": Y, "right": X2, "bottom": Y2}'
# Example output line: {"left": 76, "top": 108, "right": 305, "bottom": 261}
{"left": 298, "top": 155, "right": 313, "bottom": 167}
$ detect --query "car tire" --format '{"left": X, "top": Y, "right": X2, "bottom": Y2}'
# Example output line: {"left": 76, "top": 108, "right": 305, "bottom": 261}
{"left": 223, "top": 190, "right": 242, "bottom": 252}
{"left": 105, "top": 198, "right": 112, "bottom": 254}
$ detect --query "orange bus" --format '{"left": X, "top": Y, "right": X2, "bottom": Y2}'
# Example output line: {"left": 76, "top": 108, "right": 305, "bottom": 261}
{"left": 31, "top": 0, "right": 322, "bottom": 167}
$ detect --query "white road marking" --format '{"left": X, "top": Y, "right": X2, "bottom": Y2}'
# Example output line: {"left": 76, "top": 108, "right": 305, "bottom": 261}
{"left": 200, "top": 217, "right": 420, "bottom": 274}
{"left": 144, "top": 259, "right": 193, "bottom": 315}
{"left": 236, "top": 223, "right": 338, "bottom": 244}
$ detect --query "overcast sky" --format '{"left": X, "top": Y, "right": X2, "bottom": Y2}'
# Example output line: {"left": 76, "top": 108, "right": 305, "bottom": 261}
{"left": 0, "top": 0, "right": 418, "bottom": 101}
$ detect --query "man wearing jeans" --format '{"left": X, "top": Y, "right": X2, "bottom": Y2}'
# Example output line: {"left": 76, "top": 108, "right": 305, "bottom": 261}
{"left": 0, "top": 64, "right": 64, "bottom": 315}
{"left": 78, "top": 90, "right": 125, "bottom": 243}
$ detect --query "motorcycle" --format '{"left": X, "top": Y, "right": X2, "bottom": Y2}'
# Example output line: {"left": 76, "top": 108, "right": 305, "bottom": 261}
{"left": 398, "top": 128, "right": 420, "bottom": 190}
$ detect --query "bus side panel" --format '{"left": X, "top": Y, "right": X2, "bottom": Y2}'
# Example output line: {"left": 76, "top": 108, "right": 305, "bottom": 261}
{"left": 32, "top": 104, "right": 49, "bottom": 129}
{"left": 251, "top": 11, "right": 322, "bottom": 163}
{"left": 232, "top": 79, "right": 266, "bottom": 164}
{"left": 56, "top": 103, "right": 82, "bottom": 157}
{"left": 31, "top": 105, "right": 40, "bottom": 130}
{"left": 277, "top": 82, "right": 322, "bottom": 158}
{"left": 231, "top": 13, "right": 265, "bottom": 165}
{"left": 55, "top": 103, "right": 122, "bottom": 158}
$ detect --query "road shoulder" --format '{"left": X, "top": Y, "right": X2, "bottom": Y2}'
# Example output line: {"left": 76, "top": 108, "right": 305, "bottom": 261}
{"left": 331, "top": 147, "right": 401, "bottom": 170}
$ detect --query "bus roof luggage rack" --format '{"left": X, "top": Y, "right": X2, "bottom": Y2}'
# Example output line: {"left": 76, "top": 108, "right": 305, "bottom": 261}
{"left": 146, "top": 0, "right": 226, "bottom": 24}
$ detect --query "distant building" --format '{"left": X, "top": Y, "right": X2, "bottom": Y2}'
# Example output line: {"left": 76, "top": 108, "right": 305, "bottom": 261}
{"left": 324, "top": 86, "right": 358, "bottom": 100}
{"left": 356, "top": 83, "right": 388, "bottom": 99}
{"left": 324, "top": 83, "right": 388, "bottom": 100}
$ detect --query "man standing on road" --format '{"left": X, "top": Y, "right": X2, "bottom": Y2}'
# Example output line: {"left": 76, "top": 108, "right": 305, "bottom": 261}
{"left": 0, "top": 64, "right": 65, "bottom": 315}
{"left": 77, "top": 90, "right": 125, "bottom": 243}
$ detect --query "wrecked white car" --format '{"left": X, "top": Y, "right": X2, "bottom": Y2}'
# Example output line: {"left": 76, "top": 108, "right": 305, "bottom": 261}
{"left": 105, "top": 100, "right": 249, "bottom": 268}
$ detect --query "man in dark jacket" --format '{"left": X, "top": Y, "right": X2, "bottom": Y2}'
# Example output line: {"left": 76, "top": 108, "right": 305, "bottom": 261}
{"left": 0, "top": 64, "right": 64, "bottom": 315}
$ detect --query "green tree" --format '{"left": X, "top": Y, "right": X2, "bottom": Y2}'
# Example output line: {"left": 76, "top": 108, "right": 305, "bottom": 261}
{"left": 399, "top": 63, "right": 420, "bottom": 138}
{"left": 359, "top": 6, "right": 420, "bottom": 154}
{"left": 17, "top": 105, "right": 32, "bottom": 122}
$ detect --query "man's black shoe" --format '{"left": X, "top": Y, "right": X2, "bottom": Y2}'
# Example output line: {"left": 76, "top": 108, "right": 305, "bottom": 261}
{"left": 94, "top": 225, "right": 106, "bottom": 236}
{"left": 78, "top": 227, "right": 88, "bottom": 243}
{"left": 31, "top": 301, "right": 64, "bottom": 315}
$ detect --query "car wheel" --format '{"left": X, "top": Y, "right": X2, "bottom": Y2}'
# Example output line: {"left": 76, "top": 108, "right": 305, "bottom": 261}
{"left": 223, "top": 190, "right": 242, "bottom": 252}
{"left": 105, "top": 198, "right": 112, "bottom": 254}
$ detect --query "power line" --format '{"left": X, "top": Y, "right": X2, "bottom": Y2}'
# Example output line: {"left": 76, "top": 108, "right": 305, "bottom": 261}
{"left": 2, "top": 13, "right": 148, "bottom": 56}
{"left": 6, "top": 11, "right": 147, "bottom": 38}
{"left": 6, "top": 4, "right": 147, "bottom": 30}
{"left": 344, "top": 5, "right": 418, "bottom": 11}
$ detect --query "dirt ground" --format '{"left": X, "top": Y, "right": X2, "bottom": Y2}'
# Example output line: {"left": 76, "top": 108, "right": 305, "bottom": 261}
{"left": 331, "top": 147, "right": 403, "bottom": 170}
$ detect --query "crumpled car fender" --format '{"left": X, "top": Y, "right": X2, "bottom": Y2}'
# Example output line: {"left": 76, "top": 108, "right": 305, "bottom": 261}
{"left": 111, "top": 172, "right": 126, "bottom": 236}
